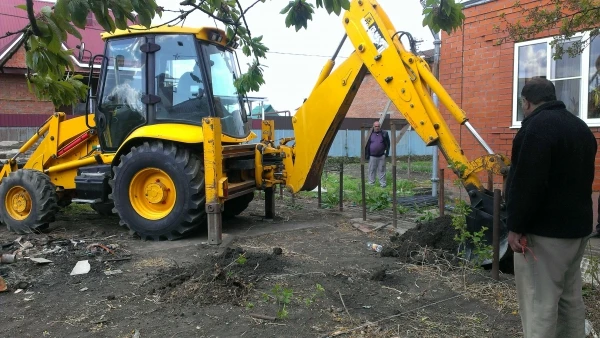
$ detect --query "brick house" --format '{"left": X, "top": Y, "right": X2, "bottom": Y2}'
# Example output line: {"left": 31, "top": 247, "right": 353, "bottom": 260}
{"left": 0, "top": 0, "right": 104, "bottom": 139}
{"left": 431, "top": 0, "right": 600, "bottom": 209}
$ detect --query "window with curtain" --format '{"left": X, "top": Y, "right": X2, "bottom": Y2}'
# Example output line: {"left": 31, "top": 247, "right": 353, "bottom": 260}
{"left": 512, "top": 33, "right": 600, "bottom": 126}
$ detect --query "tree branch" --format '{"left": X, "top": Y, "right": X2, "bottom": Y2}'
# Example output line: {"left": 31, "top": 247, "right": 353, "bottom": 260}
{"left": 188, "top": 0, "right": 236, "bottom": 25}
{"left": 236, "top": 0, "right": 258, "bottom": 63}
{"left": 1, "top": 28, "right": 29, "bottom": 40}
{"left": 26, "top": 0, "right": 42, "bottom": 36}
{"left": 226, "top": 0, "right": 261, "bottom": 47}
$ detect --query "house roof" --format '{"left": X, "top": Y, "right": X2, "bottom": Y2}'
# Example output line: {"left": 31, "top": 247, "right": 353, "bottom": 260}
{"left": 252, "top": 104, "right": 275, "bottom": 115}
{"left": 418, "top": 48, "right": 435, "bottom": 63}
{"left": 0, "top": 0, "right": 106, "bottom": 68}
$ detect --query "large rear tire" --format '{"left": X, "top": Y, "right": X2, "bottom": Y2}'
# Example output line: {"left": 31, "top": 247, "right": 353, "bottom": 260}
{"left": 110, "top": 141, "right": 205, "bottom": 240}
{"left": 222, "top": 192, "right": 254, "bottom": 220}
{"left": 0, "top": 169, "right": 59, "bottom": 234}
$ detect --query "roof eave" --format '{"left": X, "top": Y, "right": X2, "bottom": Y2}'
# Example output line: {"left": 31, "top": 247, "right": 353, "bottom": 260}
{"left": 462, "top": 0, "right": 496, "bottom": 8}
{"left": 0, "top": 33, "right": 101, "bottom": 71}
{"left": 0, "top": 34, "right": 25, "bottom": 70}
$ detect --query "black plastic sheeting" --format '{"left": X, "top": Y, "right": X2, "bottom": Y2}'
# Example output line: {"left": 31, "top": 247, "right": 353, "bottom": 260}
{"left": 396, "top": 194, "right": 438, "bottom": 208}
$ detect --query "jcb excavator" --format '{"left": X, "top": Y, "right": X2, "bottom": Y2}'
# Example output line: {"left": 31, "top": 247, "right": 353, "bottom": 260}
{"left": 0, "top": 0, "right": 510, "bottom": 264}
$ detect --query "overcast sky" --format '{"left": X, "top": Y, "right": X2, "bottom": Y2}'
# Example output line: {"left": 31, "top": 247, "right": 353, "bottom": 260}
{"left": 152, "top": 0, "right": 439, "bottom": 112}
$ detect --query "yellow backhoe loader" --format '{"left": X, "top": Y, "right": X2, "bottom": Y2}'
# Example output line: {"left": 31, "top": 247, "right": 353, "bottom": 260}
{"left": 0, "top": 0, "right": 510, "bottom": 264}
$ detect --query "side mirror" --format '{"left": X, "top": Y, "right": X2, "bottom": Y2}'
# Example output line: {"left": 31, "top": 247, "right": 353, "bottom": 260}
{"left": 77, "top": 42, "right": 86, "bottom": 62}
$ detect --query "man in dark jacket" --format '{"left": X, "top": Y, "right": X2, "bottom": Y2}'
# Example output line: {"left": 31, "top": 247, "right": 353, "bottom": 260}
{"left": 595, "top": 195, "right": 600, "bottom": 237}
{"left": 505, "top": 77, "right": 597, "bottom": 338}
{"left": 364, "top": 121, "right": 390, "bottom": 187}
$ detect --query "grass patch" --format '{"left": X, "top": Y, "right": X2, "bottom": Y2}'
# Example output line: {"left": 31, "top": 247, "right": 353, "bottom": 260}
{"left": 62, "top": 203, "right": 94, "bottom": 215}
{"left": 288, "top": 158, "right": 435, "bottom": 212}
{"left": 300, "top": 173, "right": 421, "bottom": 210}
{"left": 397, "top": 160, "right": 433, "bottom": 174}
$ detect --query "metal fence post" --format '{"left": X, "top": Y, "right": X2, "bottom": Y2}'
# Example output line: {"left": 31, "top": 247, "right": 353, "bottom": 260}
{"left": 318, "top": 177, "right": 322, "bottom": 209}
{"left": 361, "top": 126, "right": 367, "bottom": 221}
{"left": 339, "top": 162, "right": 344, "bottom": 211}
{"left": 391, "top": 122, "right": 397, "bottom": 229}
{"left": 492, "top": 188, "right": 501, "bottom": 280}
{"left": 438, "top": 168, "right": 445, "bottom": 217}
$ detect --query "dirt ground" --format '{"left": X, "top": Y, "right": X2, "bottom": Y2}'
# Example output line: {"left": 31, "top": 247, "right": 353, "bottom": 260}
{"left": 1, "top": 183, "right": 599, "bottom": 337}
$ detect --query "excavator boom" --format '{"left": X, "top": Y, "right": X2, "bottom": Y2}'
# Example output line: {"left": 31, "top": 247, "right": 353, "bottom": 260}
{"left": 287, "top": 0, "right": 507, "bottom": 193}
{"left": 282, "top": 0, "right": 511, "bottom": 265}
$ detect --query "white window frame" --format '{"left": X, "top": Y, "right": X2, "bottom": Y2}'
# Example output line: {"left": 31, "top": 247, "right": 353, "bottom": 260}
{"left": 511, "top": 31, "right": 600, "bottom": 127}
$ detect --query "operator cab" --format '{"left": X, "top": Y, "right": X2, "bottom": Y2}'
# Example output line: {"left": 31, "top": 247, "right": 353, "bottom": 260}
{"left": 94, "top": 27, "right": 250, "bottom": 151}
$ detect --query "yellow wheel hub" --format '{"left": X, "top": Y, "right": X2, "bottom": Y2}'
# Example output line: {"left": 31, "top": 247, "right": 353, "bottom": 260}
{"left": 129, "top": 168, "right": 176, "bottom": 220}
{"left": 5, "top": 186, "right": 32, "bottom": 220}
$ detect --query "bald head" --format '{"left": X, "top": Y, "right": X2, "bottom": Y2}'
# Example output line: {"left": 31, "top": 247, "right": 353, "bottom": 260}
{"left": 520, "top": 77, "right": 557, "bottom": 117}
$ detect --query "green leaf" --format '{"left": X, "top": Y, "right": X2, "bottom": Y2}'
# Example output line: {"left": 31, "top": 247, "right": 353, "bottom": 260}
{"left": 421, "top": 0, "right": 464, "bottom": 34}
{"left": 284, "top": 0, "right": 314, "bottom": 31}
{"left": 40, "top": 6, "right": 53, "bottom": 18}
{"left": 333, "top": 0, "right": 341, "bottom": 16}
{"left": 112, "top": 8, "right": 128, "bottom": 30}
{"left": 55, "top": 17, "right": 82, "bottom": 40}
{"left": 70, "top": 2, "right": 90, "bottom": 29}
{"left": 137, "top": 9, "right": 153, "bottom": 28}
{"left": 340, "top": 0, "right": 350, "bottom": 11}
{"left": 15, "top": 4, "right": 27, "bottom": 11}
{"left": 48, "top": 15, "right": 68, "bottom": 41}
{"left": 280, "top": 2, "right": 294, "bottom": 14}
{"left": 35, "top": 21, "right": 51, "bottom": 39}
{"left": 54, "top": 0, "right": 71, "bottom": 20}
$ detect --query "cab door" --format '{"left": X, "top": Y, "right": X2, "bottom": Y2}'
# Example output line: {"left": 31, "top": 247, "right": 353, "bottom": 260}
{"left": 96, "top": 36, "right": 147, "bottom": 151}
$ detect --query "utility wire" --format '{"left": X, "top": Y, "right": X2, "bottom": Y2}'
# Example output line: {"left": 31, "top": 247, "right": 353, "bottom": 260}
{"left": 265, "top": 51, "right": 349, "bottom": 59}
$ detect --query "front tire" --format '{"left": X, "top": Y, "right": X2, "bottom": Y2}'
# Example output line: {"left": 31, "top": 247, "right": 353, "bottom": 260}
{"left": 110, "top": 141, "right": 205, "bottom": 240}
{"left": 0, "top": 169, "right": 59, "bottom": 234}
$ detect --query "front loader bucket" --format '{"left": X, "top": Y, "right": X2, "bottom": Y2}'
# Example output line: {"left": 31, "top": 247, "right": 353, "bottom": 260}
{"left": 462, "top": 189, "right": 510, "bottom": 267}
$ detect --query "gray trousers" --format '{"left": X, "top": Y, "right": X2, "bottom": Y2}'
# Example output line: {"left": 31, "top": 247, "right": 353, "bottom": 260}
{"left": 368, "top": 155, "right": 386, "bottom": 186}
{"left": 514, "top": 234, "right": 588, "bottom": 338}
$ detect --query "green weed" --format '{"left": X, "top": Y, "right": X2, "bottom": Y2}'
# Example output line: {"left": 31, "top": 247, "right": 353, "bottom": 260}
{"left": 447, "top": 160, "right": 492, "bottom": 268}
{"left": 416, "top": 209, "right": 437, "bottom": 223}
{"left": 272, "top": 284, "right": 293, "bottom": 319}
{"left": 235, "top": 254, "right": 247, "bottom": 265}
{"left": 302, "top": 283, "right": 325, "bottom": 307}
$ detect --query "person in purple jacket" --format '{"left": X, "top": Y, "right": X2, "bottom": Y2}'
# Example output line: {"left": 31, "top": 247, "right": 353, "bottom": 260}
{"left": 364, "top": 121, "right": 390, "bottom": 188}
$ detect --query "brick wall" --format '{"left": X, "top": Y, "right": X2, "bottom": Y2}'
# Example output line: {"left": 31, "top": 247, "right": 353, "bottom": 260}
{"left": 3, "top": 42, "right": 26, "bottom": 68}
{"left": 0, "top": 45, "right": 97, "bottom": 127}
{"left": 437, "top": 0, "right": 600, "bottom": 203}
{"left": 346, "top": 73, "right": 403, "bottom": 119}
{"left": 0, "top": 73, "right": 54, "bottom": 116}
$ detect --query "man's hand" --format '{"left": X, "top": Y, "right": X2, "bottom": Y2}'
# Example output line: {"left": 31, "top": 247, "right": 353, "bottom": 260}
{"left": 508, "top": 231, "right": 523, "bottom": 253}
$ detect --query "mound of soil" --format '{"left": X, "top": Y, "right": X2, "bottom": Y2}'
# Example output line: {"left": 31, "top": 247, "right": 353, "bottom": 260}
{"left": 381, "top": 215, "right": 461, "bottom": 265}
{"left": 147, "top": 246, "right": 289, "bottom": 306}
